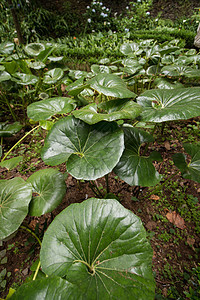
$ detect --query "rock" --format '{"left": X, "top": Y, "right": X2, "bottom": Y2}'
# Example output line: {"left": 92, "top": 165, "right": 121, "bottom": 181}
{"left": 22, "top": 268, "right": 29, "bottom": 276}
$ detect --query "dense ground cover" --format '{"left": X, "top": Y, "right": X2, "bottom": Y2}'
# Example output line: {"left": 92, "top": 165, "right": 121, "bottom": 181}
{"left": 0, "top": 1, "right": 200, "bottom": 299}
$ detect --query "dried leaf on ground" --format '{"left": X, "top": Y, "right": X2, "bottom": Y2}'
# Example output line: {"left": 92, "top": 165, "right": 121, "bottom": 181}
{"left": 166, "top": 211, "right": 186, "bottom": 229}
{"left": 150, "top": 194, "right": 160, "bottom": 201}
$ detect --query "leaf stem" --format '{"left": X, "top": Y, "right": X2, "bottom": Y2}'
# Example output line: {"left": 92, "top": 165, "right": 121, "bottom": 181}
{"left": 1, "top": 125, "right": 40, "bottom": 162}
{"left": 19, "top": 225, "right": 42, "bottom": 247}
{"left": 33, "top": 260, "right": 41, "bottom": 281}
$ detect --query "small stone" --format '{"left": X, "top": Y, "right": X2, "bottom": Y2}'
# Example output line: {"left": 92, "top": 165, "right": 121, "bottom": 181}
{"left": 22, "top": 268, "right": 29, "bottom": 276}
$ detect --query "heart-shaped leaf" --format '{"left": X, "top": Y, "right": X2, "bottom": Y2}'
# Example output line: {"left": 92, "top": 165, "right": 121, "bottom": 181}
{"left": 137, "top": 88, "right": 200, "bottom": 123}
{"left": 91, "top": 64, "right": 111, "bottom": 74}
{"left": 27, "top": 168, "right": 66, "bottom": 216}
{"left": 0, "top": 178, "right": 32, "bottom": 240}
{"left": 89, "top": 73, "right": 136, "bottom": 98}
{"left": 27, "top": 61, "right": 46, "bottom": 70}
{"left": 73, "top": 100, "right": 142, "bottom": 125}
{"left": 41, "top": 116, "right": 124, "bottom": 180}
{"left": 24, "top": 43, "right": 45, "bottom": 56}
{"left": 114, "top": 126, "right": 162, "bottom": 186}
{"left": 40, "top": 198, "right": 155, "bottom": 299}
{"left": 0, "top": 156, "right": 23, "bottom": 170}
{"left": 173, "top": 143, "right": 200, "bottom": 183}
{"left": 27, "top": 97, "right": 76, "bottom": 121}
{"left": 66, "top": 77, "right": 89, "bottom": 96}
{"left": 43, "top": 68, "right": 64, "bottom": 84}
{"left": 0, "top": 122, "right": 22, "bottom": 137}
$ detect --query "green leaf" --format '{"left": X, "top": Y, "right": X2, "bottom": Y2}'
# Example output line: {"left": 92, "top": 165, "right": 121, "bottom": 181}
{"left": 40, "top": 198, "right": 155, "bottom": 299}
{"left": 24, "top": 43, "right": 45, "bottom": 56}
{"left": 3, "top": 61, "right": 19, "bottom": 74}
{"left": 0, "top": 178, "right": 32, "bottom": 240}
{"left": 0, "top": 156, "right": 23, "bottom": 170}
{"left": 12, "top": 73, "right": 39, "bottom": 85}
{"left": 0, "top": 71, "right": 11, "bottom": 82}
{"left": 41, "top": 116, "right": 124, "bottom": 180}
{"left": 114, "top": 126, "right": 162, "bottom": 187}
{"left": 66, "top": 77, "right": 89, "bottom": 96}
{"left": 43, "top": 68, "right": 64, "bottom": 84}
{"left": 91, "top": 64, "right": 111, "bottom": 74}
{"left": 161, "top": 65, "right": 200, "bottom": 78}
{"left": 9, "top": 277, "right": 79, "bottom": 300}
{"left": 27, "top": 97, "right": 76, "bottom": 121}
{"left": 120, "top": 42, "right": 143, "bottom": 56}
{"left": 27, "top": 61, "right": 46, "bottom": 70}
{"left": 137, "top": 88, "right": 200, "bottom": 123}
{"left": 73, "top": 100, "right": 142, "bottom": 125}
{"left": 89, "top": 73, "right": 137, "bottom": 99}
{"left": 0, "top": 122, "right": 22, "bottom": 137}
{"left": 0, "top": 42, "right": 14, "bottom": 55}
{"left": 154, "top": 78, "right": 183, "bottom": 89}
{"left": 27, "top": 168, "right": 66, "bottom": 216}
{"left": 173, "top": 143, "right": 200, "bottom": 183}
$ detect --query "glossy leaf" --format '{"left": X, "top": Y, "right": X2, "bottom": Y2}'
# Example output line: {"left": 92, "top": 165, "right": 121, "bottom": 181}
{"left": 24, "top": 43, "right": 45, "bottom": 56}
{"left": 43, "top": 68, "right": 64, "bottom": 84}
{"left": 173, "top": 143, "right": 200, "bottom": 183}
{"left": 154, "top": 78, "right": 183, "bottom": 89}
{"left": 0, "top": 42, "right": 14, "bottom": 55}
{"left": 73, "top": 100, "right": 142, "bottom": 125}
{"left": 0, "top": 71, "right": 11, "bottom": 82}
{"left": 0, "top": 178, "right": 32, "bottom": 240}
{"left": 12, "top": 73, "right": 39, "bottom": 85}
{"left": 161, "top": 65, "right": 200, "bottom": 78}
{"left": 0, "top": 156, "right": 23, "bottom": 170}
{"left": 89, "top": 73, "right": 136, "bottom": 98}
{"left": 27, "top": 168, "right": 66, "bottom": 216}
{"left": 66, "top": 77, "right": 89, "bottom": 96}
{"left": 10, "top": 276, "right": 80, "bottom": 300}
{"left": 40, "top": 198, "right": 155, "bottom": 299}
{"left": 27, "top": 97, "right": 76, "bottom": 121}
{"left": 91, "top": 64, "right": 111, "bottom": 74}
{"left": 120, "top": 42, "right": 143, "bottom": 56}
{"left": 41, "top": 116, "right": 124, "bottom": 180}
{"left": 27, "top": 61, "right": 46, "bottom": 70}
{"left": 114, "top": 126, "right": 162, "bottom": 186}
{"left": 137, "top": 88, "right": 200, "bottom": 123}
{"left": 0, "top": 122, "right": 22, "bottom": 137}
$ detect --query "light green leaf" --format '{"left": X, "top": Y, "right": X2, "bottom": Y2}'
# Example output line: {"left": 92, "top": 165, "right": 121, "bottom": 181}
{"left": 43, "top": 68, "right": 64, "bottom": 84}
{"left": 12, "top": 72, "right": 39, "bottom": 85}
{"left": 0, "top": 156, "right": 23, "bottom": 170}
{"left": 137, "top": 88, "right": 200, "bottom": 123}
{"left": 27, "top": 97, "right": 76, "bottom": 121}
{"left": 0, "top": 122, "right": 22, "bottom": 137}
{"left": 24, "top": 43, "right": 45, "bottom": 56}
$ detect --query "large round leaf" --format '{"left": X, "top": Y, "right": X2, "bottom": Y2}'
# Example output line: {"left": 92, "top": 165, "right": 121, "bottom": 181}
{"left": 89, "top": 73, "right": 136, "bottom": 99}
{"left": 40, "top": 198, "right": 155, "bottom": 299}
{"left": 136, "top": 88, "right": 200, "bottom": 123}
{"left": 161, "top": 65, "right": 200, "bottom": 78}
{"left": 12, "top": 72, "right": 39, "bottom": 85}
{"left": 43, "top": 68, "right": 64, "bottom": 84}
{"left": 0, "top": 42, "right": 14, "bottom": 55}
{"left": 41, "top": 116, "right": 124, "bottom": 180}
{"left": 120, "top": 42, "right": 143, "bottom": 56}
{"left": 27, "top": 97, "right": 76, "bottom": 121}
{"left": 10, "top": 276, "right": 81, "bottom": 300}
{"left": 0, "top": 178, "right": 32, "bottom": 240}
{"left": 173, "top": 143, "right": 200, "bottom": 183}
{"left": 73, "top": 100, "right": 142, "bottom": 125}
{"left": 24, "top": 43, "right": 45, "bottom": 56}
{"left": 114, "top": 126, "right": 161, "bottom": 186}
{"left": 154, "top": 78, "right": 183, "bottom": 89}
{"left": 27, "top": 168, "right": 66, "bottom": 216}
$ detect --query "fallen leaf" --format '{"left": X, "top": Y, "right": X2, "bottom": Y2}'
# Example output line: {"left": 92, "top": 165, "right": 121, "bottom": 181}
{"left": 146, "top": 221, "right": 157, "bottom": 231}
{"left": 187, "top": 237, "right": 195, "bottom": 247}
{"left": 164, "top": 140, "right": 171, "bottom": 150}
{"left": 150, "top": 194, "right": 160, "bottom": 201}
{"left": 166, "top": 211, "right": 186, "bottom": 229}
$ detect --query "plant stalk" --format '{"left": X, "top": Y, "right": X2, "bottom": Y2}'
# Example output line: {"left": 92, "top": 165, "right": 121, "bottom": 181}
{"left": 20, "top": 225, "right": 42, "bottom": 247}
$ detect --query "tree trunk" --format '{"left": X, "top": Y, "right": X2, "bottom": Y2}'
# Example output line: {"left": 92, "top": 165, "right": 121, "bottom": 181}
{"left": 7, "top": 0, "right": 24, "bottom": 44}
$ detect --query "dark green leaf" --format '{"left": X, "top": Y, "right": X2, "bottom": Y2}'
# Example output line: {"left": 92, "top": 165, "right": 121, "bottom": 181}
{"left": 27, "top": 168, "right": 66, "bottom": 216}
